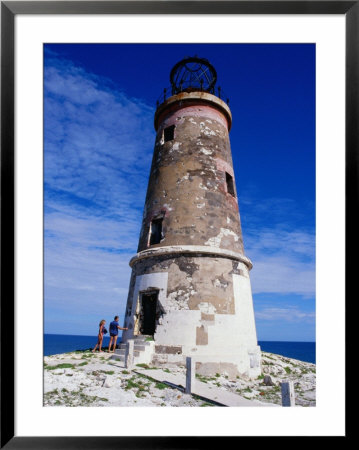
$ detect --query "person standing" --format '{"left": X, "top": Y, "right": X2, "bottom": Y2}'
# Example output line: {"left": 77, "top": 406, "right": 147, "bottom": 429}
{"left": 92, "top": 319, "right": 107, "bottom": 353}
{"left": 108, "top": 316, "right": 128, "bottom": 352}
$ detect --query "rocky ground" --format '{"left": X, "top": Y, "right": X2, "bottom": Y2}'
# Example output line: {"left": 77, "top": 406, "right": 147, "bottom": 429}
{"left": 44, "top": 349, "right": 316, "bottom": 407}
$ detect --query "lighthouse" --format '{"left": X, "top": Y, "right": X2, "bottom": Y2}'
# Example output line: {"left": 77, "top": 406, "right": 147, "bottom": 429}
{"left": 119, "top": 57, "right": 261, "bottom": 378}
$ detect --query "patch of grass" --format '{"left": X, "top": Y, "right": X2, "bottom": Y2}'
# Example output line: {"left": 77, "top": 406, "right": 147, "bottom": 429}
{"left": 195, "top": 374, "right": 208, "bottom": 383}
{"left": 163, "top": 368, "right": 171, "bottom": 373}
{"left": 284, "top": 366, "right": 292, "bottom": 374}
{"left": 136, "top": 363, "right": 150, "bottom": 369}
{"left": 155, "top": 382, "right": 167, "bottom": 390}
{"left": 145, "top": 337, "right": 154, "bottom": 341}
{"left": 45, "top": 363, "right": 75, "bottom": 370}
{"left": 45, "top": 388, "right": 59, "bottom": 396}
{"left": 124, "top": 378, "right": 141, "bottom": 390}
{"left": 257, "top": 374, "right": 264, "bottom": 380}
{"left": 215, "top": 373, "right": 221, "bottom": 378}
{"left": 78, "top": 361, "right": 88, "bottom": 366}
{"left": 136, "top": 363, "right": 158, "bottom": 370}
{"left": 200, "top": 402, "right": 214, "bottom": 407}
{"left": 122, "top": 370, "right": 130, "bottom": 375}
{"left": 93, "top": 369, "right": 115, "bottom": 375}
{"left": 45, "top": 385, "right": 112, "bottom": 407}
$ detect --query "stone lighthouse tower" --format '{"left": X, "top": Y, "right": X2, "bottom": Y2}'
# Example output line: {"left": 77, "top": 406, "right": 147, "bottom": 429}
{"left": 120, "top": 57, "right": 261, "bottom": 378}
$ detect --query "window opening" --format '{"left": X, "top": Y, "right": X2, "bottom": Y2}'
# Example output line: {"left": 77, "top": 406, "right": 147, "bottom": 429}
{"left": 163, "top": 125, "right": 175, "bottom": 142}
{"left": 226, "top": 172, "right": 235, "bottom": 197}
{"left": 150, "top": 218, "right": 163, "bottom": 245}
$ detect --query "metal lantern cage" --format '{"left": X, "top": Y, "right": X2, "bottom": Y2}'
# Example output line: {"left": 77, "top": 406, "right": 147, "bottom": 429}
{"left": 157, "top": 56, "right": 229, "bottom": 106}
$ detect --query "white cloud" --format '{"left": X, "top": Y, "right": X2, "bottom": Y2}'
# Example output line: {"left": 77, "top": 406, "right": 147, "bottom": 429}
{"left": 255, "top": 307, "right": 315, "bottom": 322}
{"left": 44, "top": 54, "right": 155, "bottom": 324}
{"left": 245, "top": 227, "right": 315, "bottom": 296}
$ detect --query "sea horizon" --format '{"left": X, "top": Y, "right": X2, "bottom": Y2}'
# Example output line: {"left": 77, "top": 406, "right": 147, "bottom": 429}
{"left": 45, "top": 332, "right": 315, "bottom": 342}
{"left": 44, "top": 333, "right": 316, "bottom": 363}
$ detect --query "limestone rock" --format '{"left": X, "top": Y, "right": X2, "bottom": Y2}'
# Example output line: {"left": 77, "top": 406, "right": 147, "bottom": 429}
{"left": 263, "top": 375, "right": 274, "bottom": 386}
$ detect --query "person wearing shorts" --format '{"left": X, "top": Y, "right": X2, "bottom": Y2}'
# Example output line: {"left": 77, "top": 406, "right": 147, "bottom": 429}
{"left": 108, "top": 316, "right": 128, "bottom": 352}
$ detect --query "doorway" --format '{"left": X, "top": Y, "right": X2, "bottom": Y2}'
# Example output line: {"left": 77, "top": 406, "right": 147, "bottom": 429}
{"left": 140, "top": 291, "right": 158, "bottom": 335}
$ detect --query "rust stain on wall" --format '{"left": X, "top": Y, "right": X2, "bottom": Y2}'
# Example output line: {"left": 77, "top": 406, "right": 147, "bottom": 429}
{"left": 196, "top": 325, "right": 208, "bottom": 345}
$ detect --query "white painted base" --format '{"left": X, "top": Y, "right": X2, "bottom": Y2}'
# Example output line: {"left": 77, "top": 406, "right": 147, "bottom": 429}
{"left": 122, "top": 264, "right": 261, "bottom": 378}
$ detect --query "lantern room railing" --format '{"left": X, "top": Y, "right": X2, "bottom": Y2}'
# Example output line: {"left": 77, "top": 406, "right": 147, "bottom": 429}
{"left": 156, "top": 85, "right": 230, "bottom": 108}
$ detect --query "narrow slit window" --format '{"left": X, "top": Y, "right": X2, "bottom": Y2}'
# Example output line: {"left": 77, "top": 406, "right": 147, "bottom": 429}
{"left": 226, "top": 172, "right": 235, "bottom": 197}
{"left": 163, "top": 125, "right": 175, "bottom": 142}
{"left": 150, "top": 218, "right": 163, "bottom": 245}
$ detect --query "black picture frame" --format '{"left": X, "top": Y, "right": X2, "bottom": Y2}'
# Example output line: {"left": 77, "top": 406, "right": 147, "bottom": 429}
{"left": 1, "top": 1, "right": 353, "bottom": 447}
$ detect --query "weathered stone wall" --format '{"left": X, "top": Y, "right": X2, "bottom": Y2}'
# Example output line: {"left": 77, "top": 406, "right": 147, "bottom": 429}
{"left": 137, "top": 98, "right": 245, "bottom": 255}
{"left": 121, "top": 255, "right": 260, "bottom": 377}
{"left": 121, "top": 92, "right": 261, "bottom": 378}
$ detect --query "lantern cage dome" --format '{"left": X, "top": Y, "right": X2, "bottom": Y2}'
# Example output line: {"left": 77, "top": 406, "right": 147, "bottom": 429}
{"left": 156, "top": 56, "right": 229, "bottom": 107}
{"left": 170, "top": 56, "right": 217, "bottom": 95}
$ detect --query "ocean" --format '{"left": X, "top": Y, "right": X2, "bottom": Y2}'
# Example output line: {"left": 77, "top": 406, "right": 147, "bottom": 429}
{"left": 44, "top": 334, "right": 316, "bottom": 364}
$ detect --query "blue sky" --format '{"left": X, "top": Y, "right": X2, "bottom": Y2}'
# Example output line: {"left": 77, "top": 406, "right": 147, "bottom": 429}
{"left": 44, "top": 44, "right": 315, "bottom": 341}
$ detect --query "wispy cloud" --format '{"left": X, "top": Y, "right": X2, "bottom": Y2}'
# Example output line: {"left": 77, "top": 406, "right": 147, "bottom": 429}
{"left": 44, "top": 52, "right": 156, "bottom": 330}
{"left": 244, "top": 226, "right": 315, "bottom": 297}
{"left": 255, "top": 307, "right": 315, "bottom": 323}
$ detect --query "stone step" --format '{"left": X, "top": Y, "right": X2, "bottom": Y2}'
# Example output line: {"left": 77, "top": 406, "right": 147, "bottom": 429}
{"left": 119, "top": 344, "right": 148, "bottom": 352}
{"left": 115, "top": 349, "right": 142, "bottom": 356}
{"left": 119, "top": 342, "right": 151, "bottom": 350}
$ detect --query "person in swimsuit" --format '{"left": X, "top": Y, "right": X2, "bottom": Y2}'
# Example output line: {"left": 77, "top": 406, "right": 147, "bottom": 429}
{"left": 108, "top": 316, "right": 128, "bottom": 352}
{"left": 92, "top": 319, "right": 106, "bottom": 353}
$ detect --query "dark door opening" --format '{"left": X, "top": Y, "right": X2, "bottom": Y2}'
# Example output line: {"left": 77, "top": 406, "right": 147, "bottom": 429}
{"left": 140, "top": 292, "right": 158, "bottom": 335}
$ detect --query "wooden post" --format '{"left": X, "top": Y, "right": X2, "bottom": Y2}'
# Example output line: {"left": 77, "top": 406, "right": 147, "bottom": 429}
{"left": 281, "top": 381, "right": 295, "bottom": 406}
{"left": 185, "top": 357, "right": 196, "bottom": 394}
{"left": 125, "top": 340, "right": 134, "bottom": 369}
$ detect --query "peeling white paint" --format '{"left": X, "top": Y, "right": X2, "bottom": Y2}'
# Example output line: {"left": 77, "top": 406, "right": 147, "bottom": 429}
{"left": 204, "top": 228, "right": 239, "bottom": 247}
{"left": 198, "top": 302, "right": 217, "bottom": 314}
{"left": 197, "top": 203, "right": 205, "bottom": 208}
{"left": 200, "top": 148, "right": 213, "bottom": 155}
